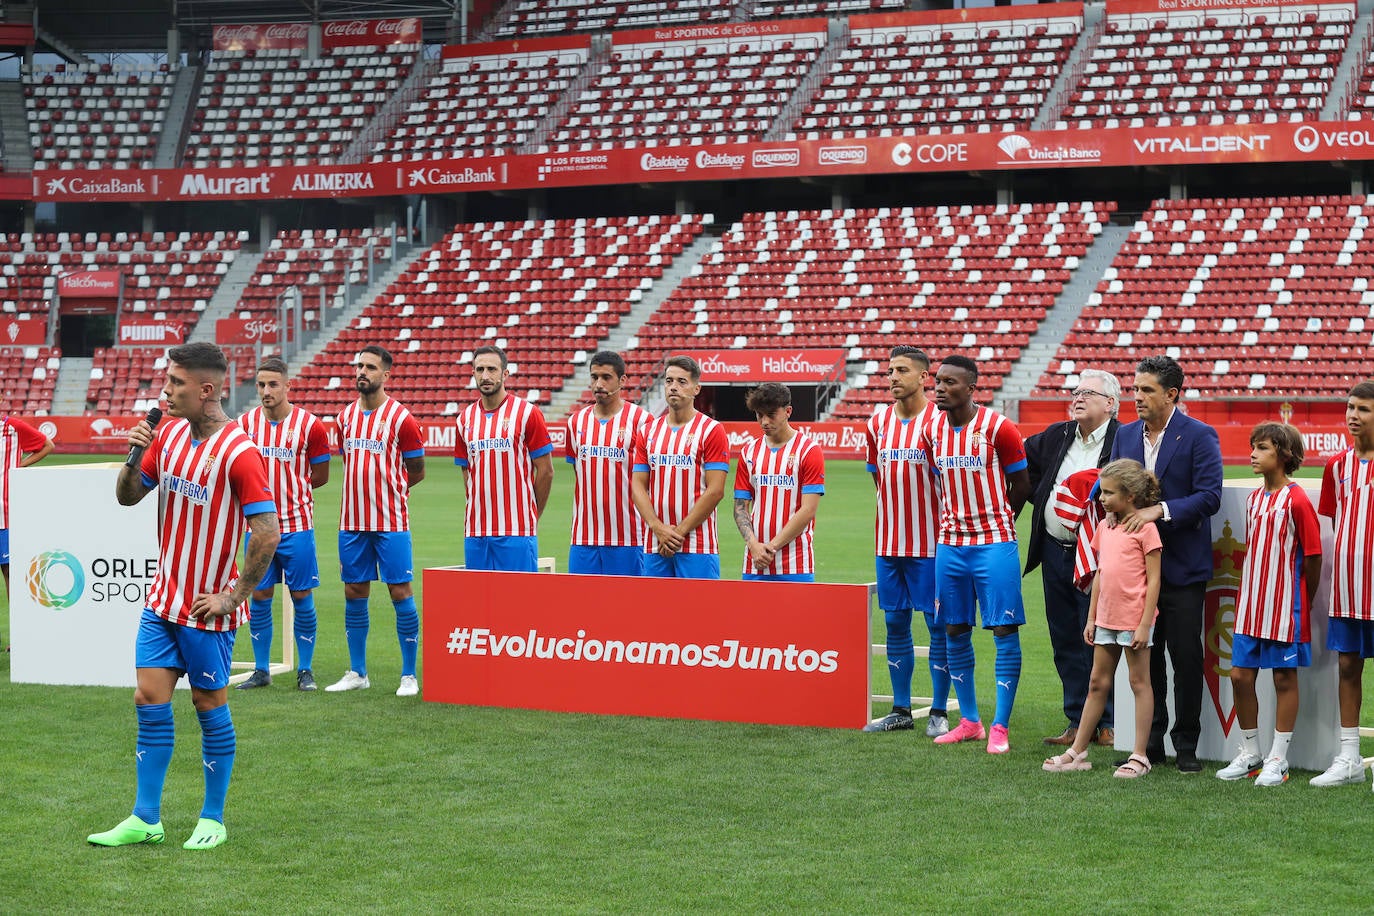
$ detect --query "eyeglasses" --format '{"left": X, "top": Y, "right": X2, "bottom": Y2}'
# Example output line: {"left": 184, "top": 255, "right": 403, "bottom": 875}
{"left": 1071, "top": 389, "right": 1111, "bottom": 400}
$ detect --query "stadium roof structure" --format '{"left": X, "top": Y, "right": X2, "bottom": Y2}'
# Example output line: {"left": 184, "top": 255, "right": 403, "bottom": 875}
{"left": 27, "top": 0, "right": 463, "bottom": 54}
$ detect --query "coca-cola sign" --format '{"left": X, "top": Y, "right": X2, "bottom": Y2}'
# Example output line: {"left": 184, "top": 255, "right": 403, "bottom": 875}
{"left": 57, "top": 270, "right": 121, "bottom": 297}
{"left": 216, "top": 316, "right": 289, "bottom": 344}
{"left": 213, "top": 22, "right": 307, "bottom": 51}
{"left": 320, "top": 17, "right": 421, "bottom": 50}
{"left": 678, "top": 349, "right": 846, "bottom": 383}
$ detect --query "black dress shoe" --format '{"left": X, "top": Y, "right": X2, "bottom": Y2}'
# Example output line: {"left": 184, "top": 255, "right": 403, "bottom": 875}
{"left": 1177, "top": 750, "right": 1202, "bottom": 773}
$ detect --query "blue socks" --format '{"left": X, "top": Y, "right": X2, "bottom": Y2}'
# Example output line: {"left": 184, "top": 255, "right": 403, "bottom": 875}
{"left": 883, "top": 609, "right": 915, "bottom": 709}
{"left": 946, "top": 629, "right": 979, "bottom": 723}
{"left": 197, "top": 705, "right": 236, "bottom": 824}
{"left": 923, "top": 611, "right": 951, "bottom": 714}
{"left": 248, "top": 597, "right": 273, "bottom": 671}
{"left": 344, "top": 596, "right": 370, "bottom": 677}
{"left": 293, "top": 593, "right": 317, "bottom": 671}
{"left": 993, "top": 631, "right": 1022, "bottom": 729}
{"left": 133, "top": 702, "right": 174, "bottom": 825}
{"left": 395, "top": 596, "right": 419, "bottom": 677}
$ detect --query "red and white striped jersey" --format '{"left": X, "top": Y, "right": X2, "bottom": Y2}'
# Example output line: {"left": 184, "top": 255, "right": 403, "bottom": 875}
{"left": 1, "top": 415, "right": 47, "bottom": 528}
{"left": 1051, "top": 467, "right": 1103, "bottom": 593}
{"left": 865, "top": 403, "right": 939, "bottom": 557}
{"left": 632, "top": 412, "right": 731, "bottom": 555}
{"left": 337, "top": 397, "right": 425, "bottom": 533}
{"left": 921, "top": 405, "right": 1027, "bottom": 546}
{"left": 237, "top": 405, "right": 331, "bottom": 534}
{"left": 565, "top": 401, "right": 651, "bottom": 547}
{"left": 138, "top": 418, "right": 274, "bottom": 632}
{"left": 1320, "top": 449, "right": 1374, "bottom": 621}
{"left": 454, "top": 394, "right": 553, "bottom": 538}
{"left": 1235, "top": 482, "right": 1322, "bottom": 642}
{"left": 733, "top": 431, "right": 826, "bottom": 575}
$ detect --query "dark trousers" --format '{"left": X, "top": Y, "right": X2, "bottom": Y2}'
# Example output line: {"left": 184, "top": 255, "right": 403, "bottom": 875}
{"left": 1149, "top": 580, "right": 1206, "bottom": 755}
{"left": 1039, "top": 530, "right": 1111, "bottom": 728}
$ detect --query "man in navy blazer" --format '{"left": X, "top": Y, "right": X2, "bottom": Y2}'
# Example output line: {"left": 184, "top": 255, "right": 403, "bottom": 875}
{"left": 1108, "top": 355, "right": 1223, "bottom": 773}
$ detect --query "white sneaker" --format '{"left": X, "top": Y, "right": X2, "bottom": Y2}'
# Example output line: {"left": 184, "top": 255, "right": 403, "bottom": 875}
{"left": 1216, "top": 751, "right": 1263, "bottom": 781}
{"left": 1310, "top": 754, "right": 1366, "bottom": 787}
{"left": 324, "top": 670, "right": 371, "bottom": 692}
{"left": 925, "top": 714, "right": 950, "bottom": 738}
{"left": 396, "top": 675, "right": 419, "bottom": 697}
{"left": 1255, "top": 756, "right": 1289, "bottom": 787}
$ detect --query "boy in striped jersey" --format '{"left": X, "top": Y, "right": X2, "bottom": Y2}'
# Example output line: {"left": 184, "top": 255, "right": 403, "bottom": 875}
{"left": 863, "top": 346, "right": 950, "bottom": 735}
{"left": 1312, "top": 381, "right": 1374, "bottom": 787}
{"left": 1, "top": 411, "right": 52, "bottom": 648}
{"left": 732, "top": 382, "right": 825, "bottom": 581}
{"left": 924, "top": 355, "right": 1031, "bottom": 755}
{"left": 326, "top": 345, "right": 426, "bottom": 697}
{"left": 456, "top": 345, "right": 554, "bottom": 572}
{"left": 1217, "top": 423, "right": 1321, "bottom": 787}
{"left": 234, "top": 357, "right": 331, "bottom": 692}
{"left": 631, "top": 355, "right": 730, "bottom": 579}
{"left": 565, "top": 351, "right": 650, "bottom": 576}
{"left": 90, "top": 342, "right": 279, "bottom": 851}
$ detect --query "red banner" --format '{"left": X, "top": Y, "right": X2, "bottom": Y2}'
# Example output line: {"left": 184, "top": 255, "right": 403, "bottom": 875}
{"left": 853, "top": 2, "right": 1082, "bottom": 30}
{"left": 613, "top": 17, "right": 828, "bottom": 46}
{"left": 212, "top": 22, "right": 309, "bottom": 52}
{"left": 35, "top": 120, "right": 1372, "bottom": 205}
{"left": 216, "top": 316, "right": 289, "bottom": 344}
{"left": 720, "top": 421, "right": 866, "bottom": 459}
{"left": 1105, "top": 0, "right": 1340, "bottom": 16}
{"left": 117, "top": 321, "right": 183, "bottom": 345}
{"left": 57, "top": 270, "right": 120, "bottom": 297}
{"left": 421, "top": 569, "right": 871, "bottom": 728}
{"left": 320, "top": 18, "right": 422, "bottom": 50}
{"left": 0, "top": 316, "right": 47, "bottom": 347}
{"left": 441, "top": 34, "right": 592, "bottom": 60}
{"left": 681, "top": 349, "right": 846, "bottom": 384}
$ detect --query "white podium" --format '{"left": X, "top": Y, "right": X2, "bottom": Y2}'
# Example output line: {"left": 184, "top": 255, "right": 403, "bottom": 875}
{"left": 1114, "top": 478, "right": 1338, "bottom": 770}
{"left": 10, "top": 464, "right": 158, "bottom": 687}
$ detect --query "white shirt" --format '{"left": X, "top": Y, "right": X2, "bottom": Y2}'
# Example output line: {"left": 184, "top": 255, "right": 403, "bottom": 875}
{"left": 1142, "top": 406, "right": 1176, "bottom": 522}
{"left": 1044, "top": 418, "right": 1110, "bottom": 544}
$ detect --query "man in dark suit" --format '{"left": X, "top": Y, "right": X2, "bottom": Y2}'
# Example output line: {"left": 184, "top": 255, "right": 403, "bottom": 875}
{"left": 1108, "top": 355, "right": 1223, "bottom": 773}
{"left": 1024, "top": 369, "right": 1121, "bottom": 748}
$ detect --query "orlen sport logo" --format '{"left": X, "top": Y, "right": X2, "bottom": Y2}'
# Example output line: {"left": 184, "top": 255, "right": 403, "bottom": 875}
{"left": 26, "top": 551, "right": 85, "bottom": 609}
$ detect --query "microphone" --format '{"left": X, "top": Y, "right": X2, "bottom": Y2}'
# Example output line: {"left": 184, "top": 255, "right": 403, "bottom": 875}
{"left": 125, "top": 407, "right": 163, "bottom": 470}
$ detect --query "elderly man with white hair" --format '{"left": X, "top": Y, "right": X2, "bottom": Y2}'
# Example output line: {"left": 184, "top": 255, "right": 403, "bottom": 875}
{"left": 1023, "top": 369, "right": 1123, "bottom": 748}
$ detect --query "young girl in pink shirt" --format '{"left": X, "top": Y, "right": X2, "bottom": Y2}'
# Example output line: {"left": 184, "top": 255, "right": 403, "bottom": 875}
{"left": 1044, "top": 458, "right": 1162, "bottom": 778}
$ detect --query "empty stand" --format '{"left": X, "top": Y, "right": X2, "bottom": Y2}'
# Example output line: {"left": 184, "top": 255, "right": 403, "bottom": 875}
{"left": 183, "top": 47, "right": 418, "bottom": 168}
{"left": 752, "top": 0, "right": 905, "bottom": 19}
{"left": 618, "top": 203, "right": 1111, "bottom": 417}
{"left": 0, "top": 347, "right": 61, "bottom": 415}
{"left": 791, "top": 13, "right": 1079, "bottom": 139}
{"left": 493, "top": 0, "right": 732, "bottom": 39}
{"left": 25, "top": 63, "right": 173, "bottom": 169}
{"left": 237, "top": 227, "right": 396, "bottom": 325}
{"left": 291, "top": 214, "right": 707, "bottom": 420}
{"left": 372, "top": 46, "right": 589, "bottom": 161}
{"left": 545, "top": 32, "right": 824, "bottom": 152}
{"left": 1057, "top": 3, "right": 1351, "bottom": 130}
{"left": 1035, "top": 195, "right": 1374, "bottom": 398}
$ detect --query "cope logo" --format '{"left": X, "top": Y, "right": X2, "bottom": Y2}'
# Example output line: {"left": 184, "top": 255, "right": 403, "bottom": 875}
{"left": 27, "top": 551, "right": 85, "bottom": 609}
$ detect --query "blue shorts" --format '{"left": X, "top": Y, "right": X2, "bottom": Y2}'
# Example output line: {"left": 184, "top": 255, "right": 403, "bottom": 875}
{"left": 1232, "top": 633, "right": 1311, "bottom": 669}
{"left": 465, "top": 535, "right": 537, "bottom": 572}
{"left": 643, "top": 552, "right": 720, "bottom": 580}
{"left": 0, "top": 527, "right": 7, "bottom": 565}
{"left": 246, "top": 529, "right": 320, "bottom": 592}
{"left": 1327, "top": 617, "right": 1374, "bottom": 658}
{"left": 935, "top": 541, "right": 1026, "bottom": 629}
{"left": 568, "top": 545, "right": 644, "bottom": 577}
{"left": 742, "top": 572, "right": 815, "bottom": 582}
{"left": 875, "top": 555, "right": 936, "bottom": 613}
{"left": 135, "top": 609, "right": 234, "bottom": 691}
{"left": 339, "top": 530, "right": 414, "bottom": 584}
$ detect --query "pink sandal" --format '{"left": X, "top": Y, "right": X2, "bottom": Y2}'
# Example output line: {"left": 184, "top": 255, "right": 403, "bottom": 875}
{"left": 1114, "top": 754, "right": 1152, "bottom": 779}
{"left": 1043, "top": 746, "right": 1092, "bottom": 772}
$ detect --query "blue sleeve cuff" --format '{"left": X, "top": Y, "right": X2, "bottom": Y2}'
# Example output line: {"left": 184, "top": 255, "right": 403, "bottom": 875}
{"left": 565, "top": 455, "right": 576, "bottom": 464}
{"left": 704, "top": 462, "right": 730, "bottom": 472}
{"left": 1005, "top": 458, "right": 1028, "bottom": 474}
{"left": 632, "top": 463, "right": 650, "bottom": 473}
{"left": 140, "top": 471, "right": 156, "bottom": 489}
{"left": 454, "top": 457, "right": 469, "bottom": 468}
{"left": 865, "top": 463, "right": 878, "bottom": 473}
{"left": 530, "top": 443, "right": 554, "bottom": 459}
{"left": 733, "top": 489, "right": 752, "bottom": 499}
{"left": 802, "top": 485, "right": 825, "bottom": 495}
{"left": 309, "top": 454, "right": 331, "bottom": 465}
{"left": 242, "top": 500, "right": 276, "bottom": 517}
{"left": 402, "top": 448, "right": 424, "bottom": 459}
